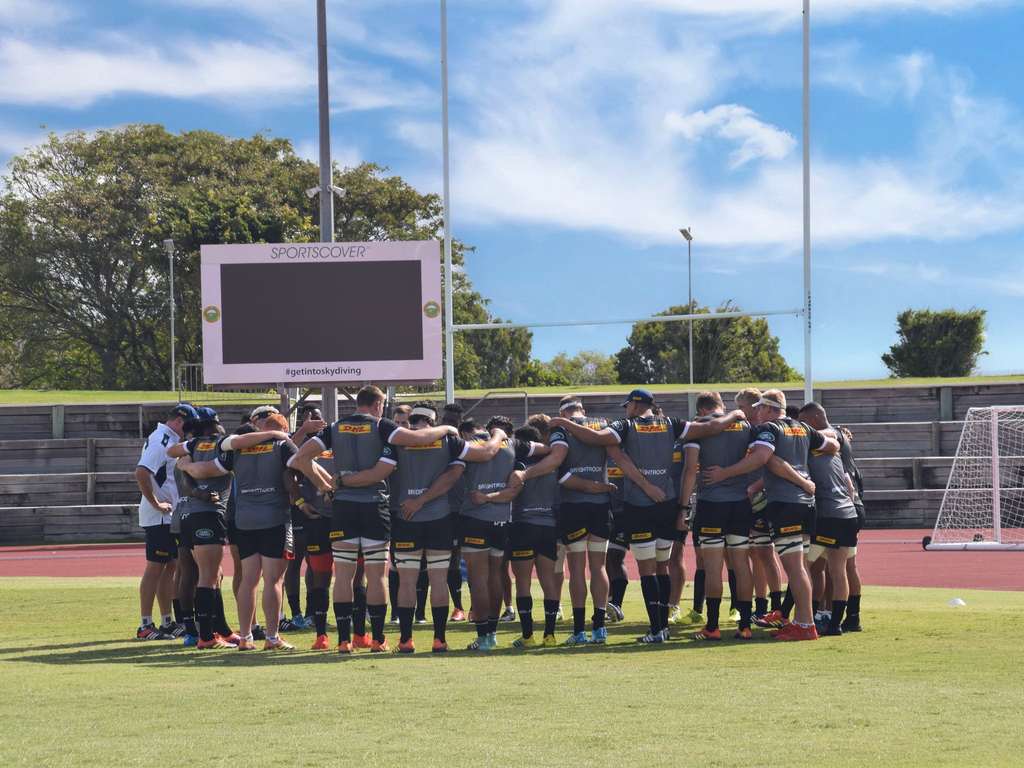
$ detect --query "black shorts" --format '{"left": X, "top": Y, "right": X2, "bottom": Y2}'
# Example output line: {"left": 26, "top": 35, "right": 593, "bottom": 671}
{"left": 765, "top": 501, "right": 816, "bottom": 541}
{"left": 290, "top": 505, "right": 306, "bottom": 534}
{"left": 392, "top": 515, "right": 456, "bottom": 553}
{"left": 304, "top": 513, "right": 333, "bottom": 556}
{"left": 144, "top": 523, "right": 177, "bottom": 563}
{"left": 813, "top": 517, "right": 859, "bottom": 549}
{"left": 694, "top": 498, "right": 754, "bottom": 543}
{"left": 458, "top": 516, "right": 508, "bottom": 553}
{"left": 624, "top": 501, "right": 679, "bottom": 546}
{"left": 179, "top": 511, "right": 228, "bottom": 550}
{"left": 854, "top": 500, "right": 866, "bottom": 531}
{"left": 330, "top": 499, "right": 390, "bottom": 544}
{"left": 235, "top": 524, "right": 293, "bottom": 560}
{"left": 226, "top": 519, "right": 237, "bottom": 546}
{"left": 508, "top": 522, "right": 558, "bottom": 561}
{"left": 558, "top": 501, "right": 612, "bottom": 544}
{"left": 608, "top": 508, "right": 628, "bottom": 549}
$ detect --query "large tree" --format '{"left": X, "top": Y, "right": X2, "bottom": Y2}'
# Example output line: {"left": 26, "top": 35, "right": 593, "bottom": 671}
{"left": 0, "top": 124, "right": 530, "bottom": 390}
{"left": 881, "top": 308, "right": 987, "bottom": 378}
{"left": 615, "top": 301, "right": 798, "bottom": 385}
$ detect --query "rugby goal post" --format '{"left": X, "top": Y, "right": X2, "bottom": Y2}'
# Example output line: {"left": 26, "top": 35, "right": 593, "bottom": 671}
{"left": 926, "top": 406, "right": 1024, "bottom": 551}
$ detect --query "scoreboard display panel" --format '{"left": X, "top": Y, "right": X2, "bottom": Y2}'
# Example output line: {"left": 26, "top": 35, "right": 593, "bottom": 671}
{"left": 200, "top": 242, "right": 442, "bottom": 386}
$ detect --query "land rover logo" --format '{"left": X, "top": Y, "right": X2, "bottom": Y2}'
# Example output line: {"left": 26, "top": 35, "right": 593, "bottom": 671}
{"left": 196, "top": 528, "right": 214, "bottom": 539}
{"left": 423, "top": 301, "right": 440, "bottom": 318}
{"left": 203, "top": 306, "right": 220, "bottom": 323}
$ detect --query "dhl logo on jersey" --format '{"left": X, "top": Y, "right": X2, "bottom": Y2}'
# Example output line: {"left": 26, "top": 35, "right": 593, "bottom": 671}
{"left": 196, "top": 441, "right": 217, "bottom": 452}
{"left": 607, "top": 467, "right": 624, "bottom": 478}
{"left": 395, "top": 541, "right": 416, "bottom": 549}
{"left": 308, "top": 545, "right": 321, "bottom": 553}
{"left": 673, "top": 451, "right": 682, "bottom": 462}
{"left": 464, "top": 537, "right": 485, "bottom": 546}
{"left": 636, "top": 424, "right": 668, "bottom": 434}
{"left": 815, "top": 535, "right": 836, "bottom": 545}
{"left": 329, "top": 531, "right": 345, "bottom": 538}
{"left": 408, "top": 440, "right": 442, "bottom": 450}
{"left": 587, "top": 422, "right": 602, "bottom": 430}
{"left": 569, "top": 528, "right": 587, "bottom": 540}
{"left": 700, "top": 527, "right": 722, "bottom": 534}
{"left": 810, "top": 448, "right": 826, "bottom": 457}
{"left": 513, "top": 549, "right": 534, "bottom": 558}
{"left": 338, "top": 424, "right": 372, "bottom": 435}
{"left": 784, "top": 427, "right": 807, "bottom": 437}
{"left": 241, "top": 444, "right": 273, "bottom": 454}
{"left": 318, "top": 450, "right": 333, "bottom": 459}
{"left": 631, "top": 532, "right": 653, "bottom": 541}
{"left": 725, "top": 423, "right": 745, "bottom": 432}
{"left": 779, "top": 525, "right": 801, "bottom": 534}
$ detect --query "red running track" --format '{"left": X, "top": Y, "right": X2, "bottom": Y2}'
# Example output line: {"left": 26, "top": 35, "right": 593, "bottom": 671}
{"left": 1, "top": 530, "right": 1020, "bottom": 590}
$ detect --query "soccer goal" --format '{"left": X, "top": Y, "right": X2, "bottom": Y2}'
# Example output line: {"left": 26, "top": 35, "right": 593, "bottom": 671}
{"left": 926, "top": 406, "right": 1024, "bottom": 551}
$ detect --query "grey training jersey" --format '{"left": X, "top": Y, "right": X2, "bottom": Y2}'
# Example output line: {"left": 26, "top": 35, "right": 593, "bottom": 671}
{"left": 170, "top": 466, "right": 189, "bottom": 534}
{"left": 834, "top": 425, "right": 863, "bottom": 504}
{"left": 607, "top": 456, "right": 625, "bottom": 515}
{"left": 670, "top": 437, "right": 685, "bottom": 500}
{"left": 550, "top": 416, "right": 610, "bottom": 505}
{"left": 512, "top": 458, "right": 557, "bottom": 526}
{"left": 395, "top": 433, "right": 468, "bottom": 522}
{"left": 749, "top": 417, "right": 827, "bottom": 505}
{"left": 297, "top": 438, "right": 334, "bottom": 517}
{"left": 608, "top": 415, "right": 689, "bottom": 507}
{"left": 178, "top": 436, "right": 233, "bottom": 521}
{"left": 222, "top": 438, "right": 298, "bottom": 530}
{"left": 313, "top": 414, "right": 400, "bottom": 503}
{"left": 807, "top": 429, "right": 857, "bottom": 519}
{"left": 684, "top": 414, "right": 751, "bottom": 503}
{"left": 460, "top": 433, "right": 535, "bottom": 522}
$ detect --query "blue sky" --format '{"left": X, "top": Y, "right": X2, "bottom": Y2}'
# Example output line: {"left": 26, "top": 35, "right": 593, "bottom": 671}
{"left": 2, "top": 0, "right": 1023, "bottom": 380}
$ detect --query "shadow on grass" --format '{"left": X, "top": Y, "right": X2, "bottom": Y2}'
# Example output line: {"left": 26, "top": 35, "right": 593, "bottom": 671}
{"left": 4, "top": 622, "right": 781, "bottom": 667}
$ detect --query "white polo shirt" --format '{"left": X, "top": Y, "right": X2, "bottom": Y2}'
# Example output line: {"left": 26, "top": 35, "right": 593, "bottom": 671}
{"left": 137, "top": 423, "right": 181, "bottom": 527}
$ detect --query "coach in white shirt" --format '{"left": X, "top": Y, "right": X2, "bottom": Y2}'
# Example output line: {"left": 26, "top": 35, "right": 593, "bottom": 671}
{"left": 135, "top": 404, "right": 197, "bottom": 640}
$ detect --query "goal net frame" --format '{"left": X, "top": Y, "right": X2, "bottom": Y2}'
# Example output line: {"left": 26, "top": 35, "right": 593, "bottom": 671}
{"left": 926, "top": 406, "right": 1024, "bottom": 551}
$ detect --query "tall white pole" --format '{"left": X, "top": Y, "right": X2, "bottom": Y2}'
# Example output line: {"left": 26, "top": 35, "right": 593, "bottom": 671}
{"left": 164, "top": 239, "right": 175, "bottom": 393}
{"left": 441, "top": 0, "right": 455, "bottom": 404}
{"left": 991, "top": 409, "right": 1002, "bottom": 543}
{"left": 317, "top": 0, "right": 338, "bottom": 423}
{"left": 802, "top": 0, "right": 813, "bottom": 406}
{"left": 687, "top": 236, "right": 693, "bottom": 385}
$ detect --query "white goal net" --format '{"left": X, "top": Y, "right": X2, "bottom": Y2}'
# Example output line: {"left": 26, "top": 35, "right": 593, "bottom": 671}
{"left": 928, "top": 406, "right": 1024, "bottom": 550}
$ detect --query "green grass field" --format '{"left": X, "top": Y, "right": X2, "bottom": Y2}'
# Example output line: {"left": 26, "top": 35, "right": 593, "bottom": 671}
{"left": 1, "top": 578, "right": 1021, "bottom": 767}
{"left": 0, "top": 374, "right": 1021, "bottom": 406}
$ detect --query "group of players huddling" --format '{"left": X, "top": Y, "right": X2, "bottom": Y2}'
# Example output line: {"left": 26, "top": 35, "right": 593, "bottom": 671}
{"left": 133, "top": 384, "right": 865, "bottom": 653}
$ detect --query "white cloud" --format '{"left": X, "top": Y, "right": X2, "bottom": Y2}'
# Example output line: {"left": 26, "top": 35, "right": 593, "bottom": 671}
{"left": 665, "top": 105, "right": 796, "bottom": 168}
{"left": 816, "top": 43, "right": 935, "bottom": 102}
{"left": 0, "top": 38, "right": 314, "bottom": 107}
{"left": 0, "top": 0, "right": 70, "bottom": 27}
{"left": 393, "top": 120, "right": 441, "bottom": 153}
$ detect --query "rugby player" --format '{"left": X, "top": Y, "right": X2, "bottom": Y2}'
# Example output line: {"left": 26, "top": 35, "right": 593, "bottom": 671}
{"left": 135, "top": 404, "right": 196, "bottom": 640}
{"left": 666, "top": 428, "right": 693, "bottom": 625}
{"left": 441, "top": 403, "right": 468, "bottom": 621}
{"left": 604, "top": 453, "right": 629, "bottom": 622}
{"left": 459, "top": 415, "right": 549, "bottom": 650}
{"left": 289, "top": 385, "right": 459, "bottom": 653}
{"left": 390, "top": 401, "right": 505, "bottom": 652}
{"left": 551, "top": 388, "right": 744, "bottom": 643}
{"left": 798, "top": 402, "right": 863, "bottom": 634}
{"left": 703, "top": 390, "right": 838, "bottom": 640}
{"left": 678, "top": 391, "right": 755, "bottom": 640}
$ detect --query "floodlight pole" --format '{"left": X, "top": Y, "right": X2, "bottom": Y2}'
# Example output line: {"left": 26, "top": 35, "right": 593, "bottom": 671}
{"left": 317, "top": 0, "right": 338, "bottom": 423}
{"left": 680, "top": 228, "right": 693, "bottom": 385}
{"left": 441, "top": 0, "right": 455, "bottom": 404}
{"left": 164, "top": 239, "right": 175, "bottom": 393}
{"left": 802, "top": 0, "right": 813, "bottom": 406}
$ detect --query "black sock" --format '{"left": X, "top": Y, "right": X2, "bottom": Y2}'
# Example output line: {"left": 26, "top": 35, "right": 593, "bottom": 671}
{"left": 770, "top": 590, "right": 783, "bottom": 613}
{"left": 312, "top": 588, "right": 329, "bottom": 636}
{"left": 610, "top": 576, "right": 628, "bottom": 606}
{"left": 829, "top": 600, "right": 847, "bottom": 630}
{"left": 755, "top": 596, "right": 769, "bottom": 615}
{"left": 781, "top": 587, "right": 794, "bottom": 620}
{"left": 432, "top": 606, "right": 448, "bottom": 642}
{"left": 543, "top": 599, "right": 558, "bottom": 637}
{"left": 194, "top": 587, "right": 214, "bottom": 642}
{"left": 572, "top": 607, "right": 586, "bottom": 635}
{"left": 517, "top": 596, "right": 534, "bottom": 638}
{"left": 367, "top": 603, "right": 386, "bottom": 642}
{"left": 738, "top": 600, "right": 753, "bottom": 631}
{"left": 353, "top": 584, "right": 367, "bottom": 637}
{"left": 693, "top": 569, "right": 706, "bottom": 613}
{"left": 656, "top": 574, "right": 671, "bottom": 630}
{"left": 727, "top": 570, "right": 738, "bottom": 611}
{"left": 812, "top": 599, "right": 820, "bottom": 615}
{"left": 447, "top": 568, "right": 464, "bottom": 610}
{"left": 474, "top": 619, "right": 488, "bottom": 638}
{"left": 706, "top": 597, "right": 722, "bottom": 632}
{"left": 388, "top": 571, "right": 399, "bottom": 619}
{"left": 213, "top": 588, "right": 233, "bottom": 637}
{"left": 592, "top": 607, "right": 606, "bottom": 631}
{"left": 640, "top": 575, "right": 661, "bottom": 634}
{"left": 304, "top": 593, "right": 312, "bottom": 619}
{"left": 287, "top": 592, "right": 302, "bottom": 617}
{"left": 182, "top": 610, "right": 198, "bottom": 637}
{"left": 172, "top": 598, "right": 183, "bottom": 625}
{"left": 847, "top": 594, "right": 861, "bottom": 617}
{"left": 397, "top": 606, "right": 415, "bottom": 643}
{"left": 487, "top": 617, "right": 499, "bottom": 636}
{"left": 415, "top": 570, "right": 429, "bottom": 620}
{"left": 334, "top": 601, "right": 353, "bottom": 643}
